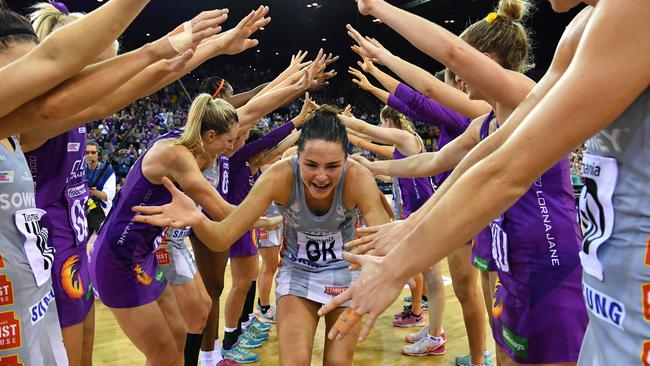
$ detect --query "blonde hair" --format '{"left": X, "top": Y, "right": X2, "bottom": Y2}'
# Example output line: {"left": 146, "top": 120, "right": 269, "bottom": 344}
{"left": 176, "top": 94, "right": 239, "bottom": 160}
{"left": 460, "top": 0, "right": 534, "bottom": 72}
{"left": 380, "top": 106, "right": 415, "bottom": 134}
{"left": 30, "top": 2, "right": 119, "bottom": 51}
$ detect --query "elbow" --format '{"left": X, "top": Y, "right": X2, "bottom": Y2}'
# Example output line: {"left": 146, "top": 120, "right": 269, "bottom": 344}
{"left": 477, "top": 155, "right": 532, "bottom": 203}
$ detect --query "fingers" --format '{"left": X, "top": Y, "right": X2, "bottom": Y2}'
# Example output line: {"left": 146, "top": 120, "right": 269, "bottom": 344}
{"left": 328, "top": 307, "right": 362, "bottom": 341}
{"left": 192, "top": 8, "right": 228, "bottom": 25}
{"left": 358, "top": 311, "right": 378, "bottom": 342}
{"left": 356, "top": 225, "right": 381, "bottom": 236}
{"left": 131, "top": 205, "right": 163, "bottom": 215}
{"left": 318, "top": 290, "right": 352, "bottom": 317}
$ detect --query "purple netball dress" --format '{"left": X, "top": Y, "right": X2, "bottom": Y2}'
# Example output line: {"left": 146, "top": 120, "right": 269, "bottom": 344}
{"left": 469, "top": 112, "right": 501, "bottom": 272}
{"left": 88, "top": 131, "right": 183, "bottom": 308}
{"left": 391, "top": 144, "right": 434, "bottom": 219}
{"left": 24, "top": 126, "right": 93, "bottom": 327}
{"left": 227, "top": 121, "right": 295, "bottom": 257}
{"left": 491, "top": 151, "right": 587, "bottom": 363}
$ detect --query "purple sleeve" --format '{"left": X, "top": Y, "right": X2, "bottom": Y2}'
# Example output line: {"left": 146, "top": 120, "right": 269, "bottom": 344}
{"left": 230, "top": 120, "right": 295, "bottom": 166}
{"left": 392, "top": 83, "right": 471, "bottom": 133}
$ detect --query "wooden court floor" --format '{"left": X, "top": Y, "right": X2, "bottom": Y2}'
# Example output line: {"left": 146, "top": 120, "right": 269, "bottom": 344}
{"left": 91, "top": 256, "right": 495, "bottom": 365}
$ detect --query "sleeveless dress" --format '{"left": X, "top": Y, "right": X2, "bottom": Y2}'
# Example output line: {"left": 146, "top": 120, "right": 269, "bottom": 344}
{"left": 471, "top": 112, "right": 503, "bottom": 272}
{"left": 89, "top": 132, "right": 182, "bottom": 308}
{"left": 577, "top": 88, "right": 650, "bottom": 365}
{"left": 491, "top": 129, "right": 587, "bottom": 362}
{"left": 0, "top": 137, "right": 67, "bottom": 364}
{"left": 275, "top": 156, "right": 358, "bottom": 305}
{"left": 25, "top": 126, "right": 93, "bottom": 327}
{"left": 391, "top": 133, "right": 434, "bottom": 219}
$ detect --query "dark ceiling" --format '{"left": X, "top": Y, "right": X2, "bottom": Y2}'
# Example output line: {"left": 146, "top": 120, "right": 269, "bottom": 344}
{"left": 7, "top": 0, "right": 582, "bottom": 80}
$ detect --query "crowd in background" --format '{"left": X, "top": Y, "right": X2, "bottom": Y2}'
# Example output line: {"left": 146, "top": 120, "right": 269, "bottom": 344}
{"left": 86, "top": 65, "right": 441, "bottom": 186}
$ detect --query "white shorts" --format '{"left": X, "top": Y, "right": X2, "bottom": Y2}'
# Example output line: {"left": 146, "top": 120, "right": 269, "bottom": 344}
{"left": 275, "top": 262, "right": 357, "bottom": 306}
{"left": 156, "top": 239, "right": 197, "bottom": 286}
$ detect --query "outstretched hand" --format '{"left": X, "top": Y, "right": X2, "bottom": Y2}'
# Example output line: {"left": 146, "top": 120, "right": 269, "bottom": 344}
{"left": 346, "top": 24, "right": 391, "bottom": 64}
{"left": 318, "top": 252, "right": 403, "bottom": 341}
{"left": 217, "top": 5, "right": 272, "bottom": 55}
{"left": 345, "top": 220, "right": 409, "bottom": 257}
{"left": 152, "top": 9, "right": 229, "bottom": 59}
{"left": 348, "top": 67, "right": 373, "bottom": 91}
{"left": 132, "top": 176, "right": 203, "bottom": 228}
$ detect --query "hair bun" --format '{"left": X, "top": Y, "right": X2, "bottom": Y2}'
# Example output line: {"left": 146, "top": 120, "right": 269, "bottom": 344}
{"left": 497, "top": 0, "right": 530, "bottom": 22}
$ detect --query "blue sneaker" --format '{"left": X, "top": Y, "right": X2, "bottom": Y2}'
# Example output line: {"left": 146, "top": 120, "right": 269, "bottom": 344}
{"left": 251, "top": 317, "right": 272, "bottom": 332}
{"left": 243, "top": 324, "right": 269, "bottom": 341}
{"left": 455, "top": 351, "right": 494, "bottom": 366}
{"left": 222, "top": 344, "right": 259, "bottom": 364}
{"left": 236, "top": 332, "right": 264, "bottom": 349}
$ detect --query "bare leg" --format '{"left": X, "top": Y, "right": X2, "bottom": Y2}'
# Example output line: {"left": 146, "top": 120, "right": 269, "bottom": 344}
{"left": 323, "top": 307, "right": 361, "bottom": 366}
{"left": 170, "top": 271, "right": 212, "bottom": 333}
{"left": 257, "top": 246, "right": 280, "bottom": 307}
{"left": 448, "top": 245, "right": 486, "bottom": 365}
{"left": 276, "top": 295, "right": 319, "bottom": 365}
{"left": 224, "top": 255, "right": 259, "bottom": 329}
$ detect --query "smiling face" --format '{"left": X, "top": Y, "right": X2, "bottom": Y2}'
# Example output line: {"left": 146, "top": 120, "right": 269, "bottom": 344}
{"left": 298, "top": 139, "right": 346, "bottom": 201}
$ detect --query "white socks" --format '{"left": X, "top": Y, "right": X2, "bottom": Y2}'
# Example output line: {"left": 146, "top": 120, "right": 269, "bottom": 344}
{"left": 200, "top": 350, "right": 216, "bottom": 366}
{"left": 214, "top": 339, "right": 223, "bottom": 363}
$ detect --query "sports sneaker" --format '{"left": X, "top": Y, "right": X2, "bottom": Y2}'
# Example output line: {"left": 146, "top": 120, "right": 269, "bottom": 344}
{"left": 243, "top": 323, "right": 269, "bottom": 341}
{"left": 251, "top": 317, "right": 272, "bottom": 332}
{"left": 402, "top": 301, "right": 429, "bottom": 312}
{"left": 217, "top": 359, "right": 242, "bottom": 366}
{"left": 236, "top": 332, "right": 264, "bottom": 349}
{"left": 257, "top": 306, "right": 276, "bottom": 324}
{"left": 455, "top": 351, "right": 494, "bottom": 366}
{"left": 402, "top": 335, "right": 446, "bottom": 356}
{"left": 404, "top": 295, "right": 413, "bottom": 303}
{"left": 393, "top": 310, "right": 425, "bottom": 327}
{"left": 405, "top": 325, "right": 447, "bottom": 343}
{"left": 222, "top": 345, "right": 259, "bottom": 364}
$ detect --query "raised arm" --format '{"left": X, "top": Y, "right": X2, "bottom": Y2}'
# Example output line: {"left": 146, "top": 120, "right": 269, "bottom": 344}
{"left": 347, "top": 134, "right": 394, "bottom": 160}
{"left": 347, "top": 26, "right": 491, "bottom": 119}
{"left": 226, "top": 82, "right": 270, "bottom": 109}
{"left": 0, "top": 0, "right": 150, "bottom": 117}
{"left": 338, "top": 114, "right": 418, "bottom": 155}
{"left": 350, "top": 2, "right": 533, "bottom": 112}
{"left": 250, "top": 130, "right": 300, "bottom": 168}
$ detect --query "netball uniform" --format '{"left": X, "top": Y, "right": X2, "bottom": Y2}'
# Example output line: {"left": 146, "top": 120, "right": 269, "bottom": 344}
{"left": 25, "top": 127, "right": 93, "bottom": 328}
{"left": 88, "top": 132, "right": 183, "bottom": 308}
{"left": 491, "top": 138, "right": 587, "bottom": 362}
{"left": 391, "top": 140, "right": 434, "bottom": 218}
{"left": 578, "top": 88, "right": 650, "bottom": 365}
{"left": 0, "top": 137, "right": 67, "bottom": 365}
{"left": 471, "top": 112, "right": 502, "bottom": 272}
{"left": 275, "top": 156, "right": 358, "bottom": 305}
{"left": 257, "top": 202, "right": 282, "bottom": 248}
{"left": 227, "top": 121, "right": 295, "bottom": 258}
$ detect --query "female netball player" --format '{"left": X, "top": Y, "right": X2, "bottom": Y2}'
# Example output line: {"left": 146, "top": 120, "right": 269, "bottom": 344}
{"left": 349, "top": 62, "right": 491, "bottom": 365}
{"left": 134, "top": 107, "right": 392, "bottom": 365}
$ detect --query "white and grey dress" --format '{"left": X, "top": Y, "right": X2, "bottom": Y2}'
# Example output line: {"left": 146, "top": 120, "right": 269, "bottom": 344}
{"left": 0, "top": 137, "right": 67, "bottom": 364}
{"left": 577, "top": 88, "right": 650, "bottom": 365}
{"left": 275, "top": 156, "right": 358, "bottom": 305}
{"left": 257, "top": 202, "right": 283, "bottom": 248}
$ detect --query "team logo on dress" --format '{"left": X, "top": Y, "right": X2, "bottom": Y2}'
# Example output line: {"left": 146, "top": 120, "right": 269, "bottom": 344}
{"left": 156, "top": 248, "right": 170, "bottom": 265}
{"left": 645, "top": 236, "right": 650, "bottom": 267}
{"left": 133, "top": 264, "right": 153, "bottom": 286}
{"left": 0, "top": 354, "right": 24, "bottom": 366}
{"left": 582, "top": 282, "right": 626, "bottom": 330}
{"left": 0, "top": 172, "right": 14, "bottom": 184}
{"left": 501, "top": 325, "right": 528, "bottom": 359}
{"left": 0, "top": 254, "right": 4, "bottom": 269}
{"left": 67, "top": 143, "right": 81, "bottom": 152}
{"left": 643, "top": 341, "right": 650, "bottom": 366}
{"left": 78, "top": 126, "right": 86, "bottom": 134}
{"left": 29, "top": 289, "right": 55, "bottom": 325}
{"left": 492, "top": 279, "right": 504, "bottom": 320}
{"left": 0, "top": 312, "right": 20, "bottom": 351}
{"left": 0, "top": 276, "right": 14, "bottom": 307}
{"left": 324, "top": 287, "right": 347, "bottom": 296}
{"left": 642, "top": 283, "right": 650, "bottom": 322}
{"left": 61, "top": 255, "right": 84, "bottom": 299}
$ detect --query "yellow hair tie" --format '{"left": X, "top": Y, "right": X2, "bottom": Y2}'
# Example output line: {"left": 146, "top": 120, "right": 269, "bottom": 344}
{"left": 486, "top": 12, "right": 498, "bottom": 24}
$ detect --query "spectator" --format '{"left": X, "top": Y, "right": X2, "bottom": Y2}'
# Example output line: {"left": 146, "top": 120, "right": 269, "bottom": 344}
{"left": 85, "top": 140, "right": 116, "bottom": 235}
